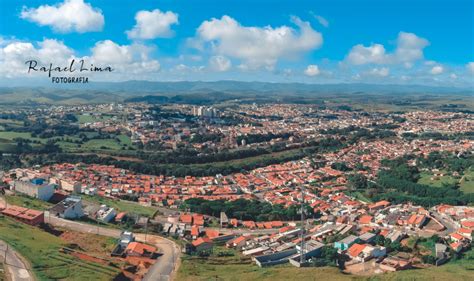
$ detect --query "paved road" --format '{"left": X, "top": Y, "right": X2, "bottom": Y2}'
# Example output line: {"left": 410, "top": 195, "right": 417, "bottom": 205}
{"left": 0, "top": 241, "right": 33, "bottom": 281}
{"left": 44, "top": 212, "right": 180, "bottom": 281}
{"left": 430, "top": 211, "right": 456, "bottom": 236}
{"left": 136, "top": 233, "right": 180, "bottom": 281}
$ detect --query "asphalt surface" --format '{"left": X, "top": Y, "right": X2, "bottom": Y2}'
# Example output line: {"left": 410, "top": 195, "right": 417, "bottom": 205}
{"left": 44, "top": 212, "right": 180, "bottom": 281}
{"left": 0, "top": 241, "right": 33, "bottom": 281}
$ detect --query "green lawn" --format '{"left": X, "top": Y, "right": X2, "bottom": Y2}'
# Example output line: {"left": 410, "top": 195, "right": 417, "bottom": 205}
{"left": 83, "top": 195, "right": 157, "bottom": 217}
{"left": 0, "top": 217, "right": 119, "bottom": 281}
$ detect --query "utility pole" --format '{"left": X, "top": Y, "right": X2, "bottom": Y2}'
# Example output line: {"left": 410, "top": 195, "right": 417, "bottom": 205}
{"left": 300, "top": 185, "right": 305, "bottom": 264}
{"left": 4, "top": 244, "right": 8, "bottom": 264}
{"left": 145, "top": 218, "right": 148, "bottom": 243}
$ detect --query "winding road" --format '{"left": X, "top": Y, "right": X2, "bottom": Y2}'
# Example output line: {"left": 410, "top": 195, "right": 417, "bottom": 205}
{"left": 44, "top": 212, "right": 180, "bottom": 281}
{"left": 0, "top": 241, "right": 33, "bottom": 281}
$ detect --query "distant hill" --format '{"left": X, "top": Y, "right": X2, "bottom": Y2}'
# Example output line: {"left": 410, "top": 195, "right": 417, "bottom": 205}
{"left": 0, "top": 80, "right": 472, "bottom": 105}
{"left": 68, "top": 80, "right": 474, "bottom": 95}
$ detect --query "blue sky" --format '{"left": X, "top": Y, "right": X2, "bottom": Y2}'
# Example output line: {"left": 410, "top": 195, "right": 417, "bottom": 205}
{"left": 0, "top": 0, "right": 473, "bottom": 86}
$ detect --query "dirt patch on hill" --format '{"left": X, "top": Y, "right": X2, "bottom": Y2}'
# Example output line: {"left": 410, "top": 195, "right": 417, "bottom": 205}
{"left": 59, "top": 231, "right": 116, "bottom": 256}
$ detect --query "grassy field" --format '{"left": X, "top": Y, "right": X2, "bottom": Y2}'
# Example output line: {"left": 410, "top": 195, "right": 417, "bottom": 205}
{"left": 76, "top": 114, "right": 113, "bottom": 124}
{"left": 0, "top": 216, "right": 120, "bottom": 281}
{"left": 0, "top": 131, "right": 44, "bottom": 143}
{"left": 0, "top": 128, "right": 134, "bottom": 153}
{"left": 177, "top": 246, "right": 474, "bottom": 281}
{"left": 5, "top": 192, "right": 157, "bottom": 218}
{"left": 4, "top": 194, "right": 53, "bottom": 210}
{"left": 83, "top": 195, "right": 157, "bottom": 217}
{"left": 459, "top": 168, "right": 474, "bottom": 193}
{"left": 418, "top": 168, "right": 474, "bottom": 194}
{"left": 418, "top": 171, "right": 458, "bottom": 188}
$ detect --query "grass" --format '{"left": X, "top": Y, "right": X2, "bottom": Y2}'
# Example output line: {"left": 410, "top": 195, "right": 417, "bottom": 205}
{"left": 418, "top": 167, "right": 474, "bottom": 194}
{"left": 83, "top": 195, "right": 157, "bottom": 217}
{"left": 0, "top": 131, "right": 44, "bottom": 143}
{"left": 81, "top": 139, "right": 126, "bottom": 150}
{"left": 459, "top": 168, "right": 474, "bottom": 194}
{"left": 0, "top": 127, "right": 134, "bottom": 154}
{"left": 5, "top": 192, "right": 156, "bottom": 218}
{"left": 4, "top": 194, "right": 53, "bottom": 210}
{"left": 418, "top": 171, "right": 458, "bottom": 188}
{"left": 0, "top": 216, "right": 119, "bottom": 281}
{"left": 76, "top": 114, "right": 112, "bottom": 124}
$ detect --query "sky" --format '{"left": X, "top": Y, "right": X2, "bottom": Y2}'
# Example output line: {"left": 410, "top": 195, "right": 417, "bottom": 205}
{"left": 0, "top": 0, "right": 473, "bottom": 87}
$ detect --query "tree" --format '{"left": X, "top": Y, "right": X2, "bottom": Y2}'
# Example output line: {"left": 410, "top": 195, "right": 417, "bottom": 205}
{"left": 347, "top": 174, "right": 368, "bottom": 190}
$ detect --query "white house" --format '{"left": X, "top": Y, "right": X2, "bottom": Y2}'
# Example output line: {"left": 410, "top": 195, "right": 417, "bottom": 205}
{"left": 50, "top": 196, "right": 84, "bottom": 219}
{"left": 14, "top": 178, "right": 54, "bottom": 201}
{"left": 97, "top": 205, "right": 116, "bottom": 223}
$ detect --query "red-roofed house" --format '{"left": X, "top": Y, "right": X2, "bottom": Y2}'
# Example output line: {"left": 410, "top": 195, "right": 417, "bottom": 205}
{"left": 347, "top": 243, "right": 368, "bottom": 261}
{"left": 192, "top": 237, "right": 213, "bottom": 252}
{"left": 359, "top": 215, "right": 373, "bottom": 225}
{"left": 180, "top": 214, "right": 193, "bottom": 224}
{"left": 450, "top": 232, "right": 465, "bottom": 243}
{"left": 125, "top": 242, "right": 157, "bottom": 258}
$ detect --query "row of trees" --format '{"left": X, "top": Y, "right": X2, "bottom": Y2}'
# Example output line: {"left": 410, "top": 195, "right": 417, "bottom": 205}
{"left": 181, "top": 198, "right": 314, "bottom": 221}
{"left": 236, "top": 132, "right": 292, "bottom": 145}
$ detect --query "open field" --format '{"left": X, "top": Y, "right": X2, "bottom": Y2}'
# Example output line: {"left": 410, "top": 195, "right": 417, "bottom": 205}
{"left": 0, "top": 131, "right": 44, "bottom": 143}
{"left": 5, "top": 192, "right": 157, "bottom": 219}
{"left": 460, "top": 168, "right": 474, "bottom": 193}
{"left": 76, "top": 114, "right": 113, "bottom": 124}
{"left": 0, "top": 216, "right": 120, "bottom": 281}
{"left": 83, "top": 195, "right": 157, "bottom": 217}
{"left": 4, "top": 194, "right": 53, "bottom": 210}
{"left": 418, "top": 171, "right": 458, "bottom": 188}
{"left": 418, "top": 167, "right": 474, "bottom": 194}
{"left": 0, "top": 128, "right": 135, "bottom": 153}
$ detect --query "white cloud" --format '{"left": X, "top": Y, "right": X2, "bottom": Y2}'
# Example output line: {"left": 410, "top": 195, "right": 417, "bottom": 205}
{"left": 20, "top": 0, "right": 104, "bottom": 33}
{"left": 126, "top": 9, "right": 179, "bottom": 40}
{"left": 369, "top": 67, "right": 390, "bottom": 77}
{"left": 450, "top": 73, "right": 457, "bottom": 79}
{"left": 0, "top": 38, "right": 161, "bottom": 79}
{"left": 314, "top": 15, "right": 329, "bottom": 27}
{"left": 0, "top": 39, "right": 74, "bottom": 77}
{"left": 90, "top": 40, "right": 160, "bottom": 73}
{"left": 172, "top": 64, "right": 205, "bottom": 73}
{"left": 467, "top": 62, "right": 474, "bottom": 74}
{"left": 346, "top": 32, "right": 429, "bottom": 65}
{"left": 395, "top": 32, "right": 429, "bottom": 63}
{"left": 430, "top": 65, "right": 444, "bottom": 75}
{"left": 209, "top": 55, "right": 231, "bottom": 71}
{"left": 346, "top": 44, "right": 387, "bottom": 65}
{"left": 304, "top": 64, "right": 320, "bottom": 76}
{"left": 194, "top": 15, "right": 323, "bottom": 69}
